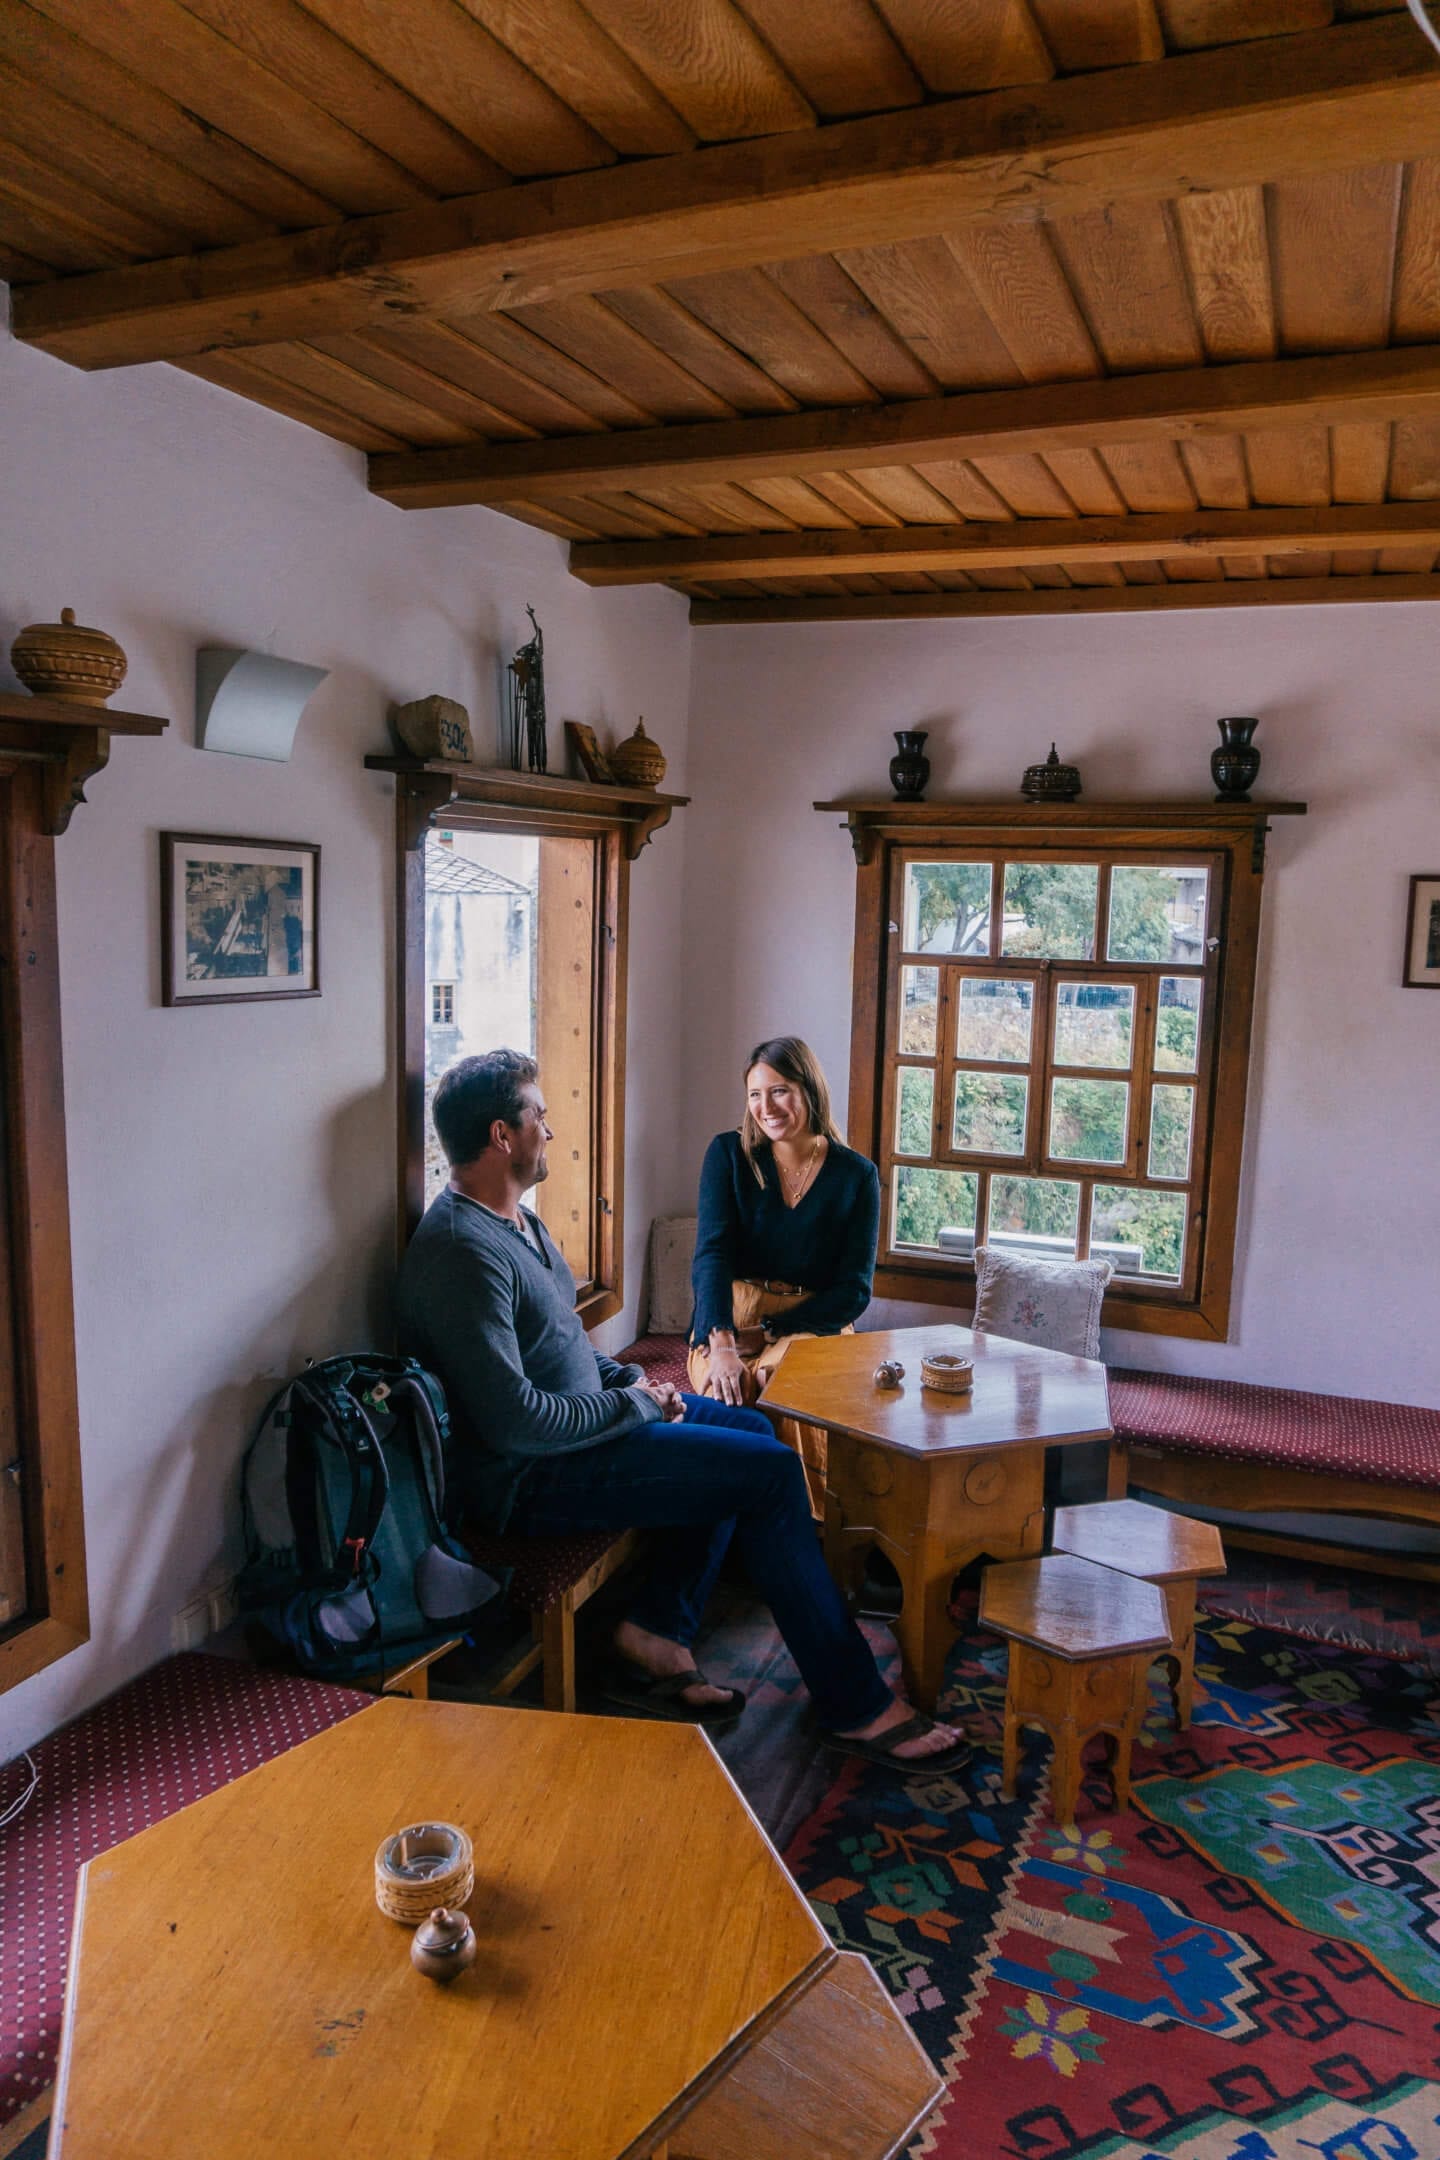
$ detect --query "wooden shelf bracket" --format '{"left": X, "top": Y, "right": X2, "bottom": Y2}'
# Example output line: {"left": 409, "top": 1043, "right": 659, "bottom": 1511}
{"left": 0, "top": 694, "right": 169, "bottom": 836}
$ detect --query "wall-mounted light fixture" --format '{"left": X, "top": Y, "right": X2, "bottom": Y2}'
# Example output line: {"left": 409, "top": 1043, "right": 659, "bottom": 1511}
{"left": 195, "top": 647, "right": 329, "bottom": 761}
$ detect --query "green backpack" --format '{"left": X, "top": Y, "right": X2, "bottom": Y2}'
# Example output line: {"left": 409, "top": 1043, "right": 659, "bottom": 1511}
{"left": 239, "top": 1353, "right": 499, "bottom": 1680}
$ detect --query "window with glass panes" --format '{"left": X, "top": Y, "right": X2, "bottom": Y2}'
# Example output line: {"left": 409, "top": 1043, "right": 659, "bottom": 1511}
{"left": 877, "top": 843, "right": 1230, "bottom": 1326}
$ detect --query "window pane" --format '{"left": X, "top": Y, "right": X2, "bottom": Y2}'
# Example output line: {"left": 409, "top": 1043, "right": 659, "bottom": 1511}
{"left": 1093, "top": 1186, "right": 1185, "bottom": 1282}
{"left": 1001, "top": 862, "right": 1098, "bottom": 959}
{"left": 987, "top": 1175, "right": 1081, "bottom": 1259}
{"left": 1155, "top": 977, "right": 1202, "bottom": 1072}
{"left": 953, "top": 1072, "right": 1028, "bottom": 1154}
{"left": 903, "top": 861, "right": 991, "bottom": 955}
{"left": 899, "top": 965, "right": 939, "bottom": 1054}
{"left": 1149, "top": 1085, "right": 1195, "bottom": 1181}
{"left": 956, "top": 976, "right": 1033, "bottom": 1062}
{"left": 896, "top": 1067, "right": 934, "bottom": 1155}
{"left": 893, "top": 1166, "right": 979, "bottom": 1256}
{"left": 1108, "top": 865, "right": 1209, "bottom": 965}
{"left": 423, "top": 830, "right": 597, "bottom": 1288}
{"left": 1053, "top": 981, "right": 1134, "bottom": 1068}
{"left": 425, "top": 829, "right": 537, "bottom": 1206}
{"left": 1049, "top": 1078, "right": 1129, "bottom": 1165}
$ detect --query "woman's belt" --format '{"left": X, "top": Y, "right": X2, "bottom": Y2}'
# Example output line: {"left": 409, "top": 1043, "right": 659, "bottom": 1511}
{"left": 737, "top": 1278, "right": 805, "bottom": 1296}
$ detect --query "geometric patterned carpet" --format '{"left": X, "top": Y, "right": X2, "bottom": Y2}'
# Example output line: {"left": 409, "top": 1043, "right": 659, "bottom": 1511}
{"left": 778, "top": 1610, "right": 1440, "bottom": 2159}
{"left": 1199, "top": 1551, "right": 1440, "bottom": 1673}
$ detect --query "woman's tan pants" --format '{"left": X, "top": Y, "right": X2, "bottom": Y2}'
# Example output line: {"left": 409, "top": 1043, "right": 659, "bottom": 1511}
{"left": 687, "top": 1283, "right": 846, "bottom": 1520}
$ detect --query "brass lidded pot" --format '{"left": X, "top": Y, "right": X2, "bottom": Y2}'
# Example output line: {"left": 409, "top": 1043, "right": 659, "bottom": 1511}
{"left": 11, "top": 607, "right": 127, "bottom": 706}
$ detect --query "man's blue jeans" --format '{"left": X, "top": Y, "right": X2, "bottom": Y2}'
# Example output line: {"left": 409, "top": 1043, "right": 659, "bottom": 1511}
{"left": 507, "top": 1392, "right": 893, "bottom": 1733}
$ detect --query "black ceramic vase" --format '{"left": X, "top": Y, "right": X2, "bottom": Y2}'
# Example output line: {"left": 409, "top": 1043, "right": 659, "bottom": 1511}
{"left": 1211, "top": 716, "right": 1261, "bottom": 802}
{"left": 889, "top": 729, "right": 930, "bottom": 800}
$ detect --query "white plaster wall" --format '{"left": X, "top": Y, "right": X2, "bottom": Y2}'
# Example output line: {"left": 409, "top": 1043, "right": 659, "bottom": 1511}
{"left": 681, "top": 608, "right": 1440, "bottom": 1404}
{"left": 0, "top": 323, "right": 691, "bottom": 1755}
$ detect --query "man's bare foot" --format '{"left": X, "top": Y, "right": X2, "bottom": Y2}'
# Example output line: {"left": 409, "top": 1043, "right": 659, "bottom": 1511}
{"left": 613, "top": 1619, "right": 734, "bottom": 1710}
{"left": 837, "top": 1695, "right": 967, "bottom": 1761}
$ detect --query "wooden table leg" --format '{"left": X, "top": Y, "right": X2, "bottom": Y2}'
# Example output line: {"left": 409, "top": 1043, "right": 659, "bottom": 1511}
{"left": 827, "top": 1439, "right": 1046, "bottom": 1715}
{"left": 1001, "top": 1665, "right": 1021, "bottom": 1801}
{"left": 1160, "top": 1578, "right": 1198, "bottom": 1728}
{"left": 892, "top": 1540, "right": 963, "bottom": 1714}
{"left": 1049, "top": 1667, "right": 1084, "bottom": 1829}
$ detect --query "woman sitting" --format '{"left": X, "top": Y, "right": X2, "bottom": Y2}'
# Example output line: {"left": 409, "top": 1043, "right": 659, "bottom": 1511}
{"left": 688, "top": 1036, "right": 881, "bottom": 1512}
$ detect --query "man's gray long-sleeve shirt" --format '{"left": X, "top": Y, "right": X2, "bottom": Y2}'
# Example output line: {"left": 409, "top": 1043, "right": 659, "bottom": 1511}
{"left": 396, "top": 1187, "right": 662, "bottom": 1532}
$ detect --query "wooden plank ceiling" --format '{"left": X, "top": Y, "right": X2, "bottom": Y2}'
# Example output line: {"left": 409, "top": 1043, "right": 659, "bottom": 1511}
{"left": 4, "top": 0, "right": 1440, "bottom": 621}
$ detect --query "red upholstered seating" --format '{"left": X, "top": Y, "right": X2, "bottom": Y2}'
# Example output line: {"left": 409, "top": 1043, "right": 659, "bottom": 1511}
{"left": 0, "top": 1653, "right": 365, "bottom": 2144}
{"left": 463, "top": 1525, "right": 628, "bottom": 1612}
{"left": 623, "top": 1332, "right": 689, "bottom": 1389}
{"left": 1109, "top": 1368, "right": 1440, "bottom": 1492}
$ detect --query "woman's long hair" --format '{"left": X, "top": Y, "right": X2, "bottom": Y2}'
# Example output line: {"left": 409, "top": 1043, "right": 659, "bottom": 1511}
{"left": 739, "top": 1036, "right": 843, "bottom": 1185}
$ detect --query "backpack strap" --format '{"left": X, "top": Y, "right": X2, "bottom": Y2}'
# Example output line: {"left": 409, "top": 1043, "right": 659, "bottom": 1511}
{"left": 292, "top": 1366, "right": 391, "bottom": 1587}
{"left": 386, "top": 1369, "right": 450, "bottom": 1541}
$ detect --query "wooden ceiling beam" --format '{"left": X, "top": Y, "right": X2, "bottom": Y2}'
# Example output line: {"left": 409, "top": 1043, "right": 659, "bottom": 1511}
{"left": 571, "top": 503, "right": 1440, "bottom": 585}
{"left": 13, "top": 16, "right": 1440, "bottom": 370}
{"left": 688, "top": 574, "right": 1440, "bottom": 624}
{"left": 370, "top": 345, "right": 1440, "bottom": 508}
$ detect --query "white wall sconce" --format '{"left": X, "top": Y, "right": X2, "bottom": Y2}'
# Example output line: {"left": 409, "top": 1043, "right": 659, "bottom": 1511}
{"left": 196, "top": 647, "right": 329, "bottom": 761}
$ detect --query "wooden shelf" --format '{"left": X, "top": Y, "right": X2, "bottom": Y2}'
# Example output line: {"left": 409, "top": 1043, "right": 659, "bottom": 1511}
{"left": 815, "top": 796, "right": 1307, "bottom": 868}
{"left": 0, "top": 691, "right": 169, "bottom": 834}
{"left": 365, "top": 756, "right": 688, "bottom": 859}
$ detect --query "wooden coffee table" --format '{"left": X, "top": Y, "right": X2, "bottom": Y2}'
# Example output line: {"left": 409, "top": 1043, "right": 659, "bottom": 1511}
{"left": 980, "top": 1554, "right": 1172, "bottom": 1826}
{"left": 50, "top": 1698, "right": 941, "bottom": 2160}
{"left": 1051, "top": 1497, "right": 1226, "bottom": 1728}
{"left": 760, "top": 1325, "right": 1113, "bottom": 1713}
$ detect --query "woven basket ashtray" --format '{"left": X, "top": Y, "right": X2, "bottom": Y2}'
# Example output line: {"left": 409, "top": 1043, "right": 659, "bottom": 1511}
{"left": 375, "top": 1821, "right": 474, "bottom": 1925}
{"left": 920, "top": 1353, "right": 974, "bottom": 1394}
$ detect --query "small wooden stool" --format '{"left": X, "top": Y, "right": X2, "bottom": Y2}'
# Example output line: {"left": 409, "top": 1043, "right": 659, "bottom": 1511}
{"left": 980, "top": 1554, "right": 1171, "bottom": 1827}
{"left": 1051, "top": 1497, "right": 1226, "bottom": 1728}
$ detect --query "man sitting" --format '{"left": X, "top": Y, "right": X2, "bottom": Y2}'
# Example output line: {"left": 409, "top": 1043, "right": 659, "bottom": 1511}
{"left": 396, "top": 1049, "right": 969, "bottom": 1770}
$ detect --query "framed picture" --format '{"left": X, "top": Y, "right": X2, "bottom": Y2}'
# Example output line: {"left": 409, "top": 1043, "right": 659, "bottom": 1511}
{"left": 1404, "top": 875, "right": 1440, "bottom": 989}
{"left": 565, "top": 721, "right": 614, "bottom": 785}
{"left": 161, "top": 832, "right": 320, "bottom": 1006}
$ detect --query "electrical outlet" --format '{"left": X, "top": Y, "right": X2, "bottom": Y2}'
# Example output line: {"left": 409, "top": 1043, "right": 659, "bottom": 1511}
{"left": 170, "top": 1595, "right": 212, "bottom": 1653}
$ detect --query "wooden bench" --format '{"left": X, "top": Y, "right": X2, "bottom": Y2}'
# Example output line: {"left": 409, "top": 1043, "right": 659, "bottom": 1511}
{"left": 1106, "top": 1368, "right": 1440, "bottom": 1583}
{"left": 460, "top": 1526, "right": 640, "bottom": 1712}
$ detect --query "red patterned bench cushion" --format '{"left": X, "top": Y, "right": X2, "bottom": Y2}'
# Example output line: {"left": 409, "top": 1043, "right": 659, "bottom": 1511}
{"left": 461, "top": 1525, "right": 629, "bottom": 1611}
{"left": 620, "top": 1333, "right": 689, "bottom": 1389}
{"left": 1109, "top": 1369, "right": 1440, "bottom": 1493}
{"left": 0, "top": 1653, "right": 366, "bottom": 2137}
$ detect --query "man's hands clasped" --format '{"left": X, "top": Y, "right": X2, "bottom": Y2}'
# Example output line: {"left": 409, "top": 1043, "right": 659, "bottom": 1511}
{"left": 637, "top": 1378, "right": 686, "bottom": 1422}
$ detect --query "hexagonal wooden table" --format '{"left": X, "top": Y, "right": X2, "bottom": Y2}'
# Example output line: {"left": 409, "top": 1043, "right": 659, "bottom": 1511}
{"left": 1051, "top": 1497, "right": 1227, "bottom": 1728}
{"left": 50, "top": 1699, "right": 942, "bottom": 2160}
{"left": 760, "top": 1326, "right": 1113, "bottom": 1712}
{"left": 980, "top": 1554, "right": 1172, "bottom": 1828}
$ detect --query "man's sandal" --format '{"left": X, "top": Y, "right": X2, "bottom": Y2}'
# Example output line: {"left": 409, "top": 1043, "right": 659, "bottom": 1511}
{"left": 600, "top": 1657, "right": 746, "bottom": 1728}
{"left": 822, "top": 1712, "right": 973, "bottom": 1776}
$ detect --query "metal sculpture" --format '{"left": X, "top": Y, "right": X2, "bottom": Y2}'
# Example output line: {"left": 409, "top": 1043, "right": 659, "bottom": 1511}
{"left": 505, "top": 605, "right": 547, "bottom": 773}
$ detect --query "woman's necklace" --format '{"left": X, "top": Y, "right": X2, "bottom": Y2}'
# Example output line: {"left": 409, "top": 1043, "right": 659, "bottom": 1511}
{"left": 779, "top": 1134, "right": 822, "bottom": 1207}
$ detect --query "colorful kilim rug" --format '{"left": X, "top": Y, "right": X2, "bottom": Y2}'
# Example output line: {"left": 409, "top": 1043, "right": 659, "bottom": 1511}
{"left": 782, "top": 1612, "right": 1440, "bottom": 2160}
{"left": 1198, "top": 1553, "right": 1440, "bottom": 1674}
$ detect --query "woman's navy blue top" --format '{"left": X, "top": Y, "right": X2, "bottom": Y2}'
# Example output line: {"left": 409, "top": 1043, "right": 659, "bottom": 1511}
{"left": 689, "top": 1129, "right": 882, "bottom": 1345}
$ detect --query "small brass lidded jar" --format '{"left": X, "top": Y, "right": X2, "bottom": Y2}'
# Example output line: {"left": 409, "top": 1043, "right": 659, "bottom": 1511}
{"left": 411, "top": 1907, "right": 477, "bottom": 1982}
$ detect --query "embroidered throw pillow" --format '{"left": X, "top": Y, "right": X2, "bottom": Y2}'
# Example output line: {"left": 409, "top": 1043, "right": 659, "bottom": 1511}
{"left": 971, "top": 1247, "right": 1113, "bottom": 1360}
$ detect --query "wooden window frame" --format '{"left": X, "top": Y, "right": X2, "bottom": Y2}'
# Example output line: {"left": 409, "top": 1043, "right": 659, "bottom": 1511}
{"left": 0, "top": 693, "right": 165, "bottom": 1692}
{"left": 369, "top": 760, "right": 686, "bottom": 1331}
{"left": 0, "top": 761, "right": 89, "bottom": 1686}
{"left": 823, "top": 797, "right": 1305, "bottom": 1343}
